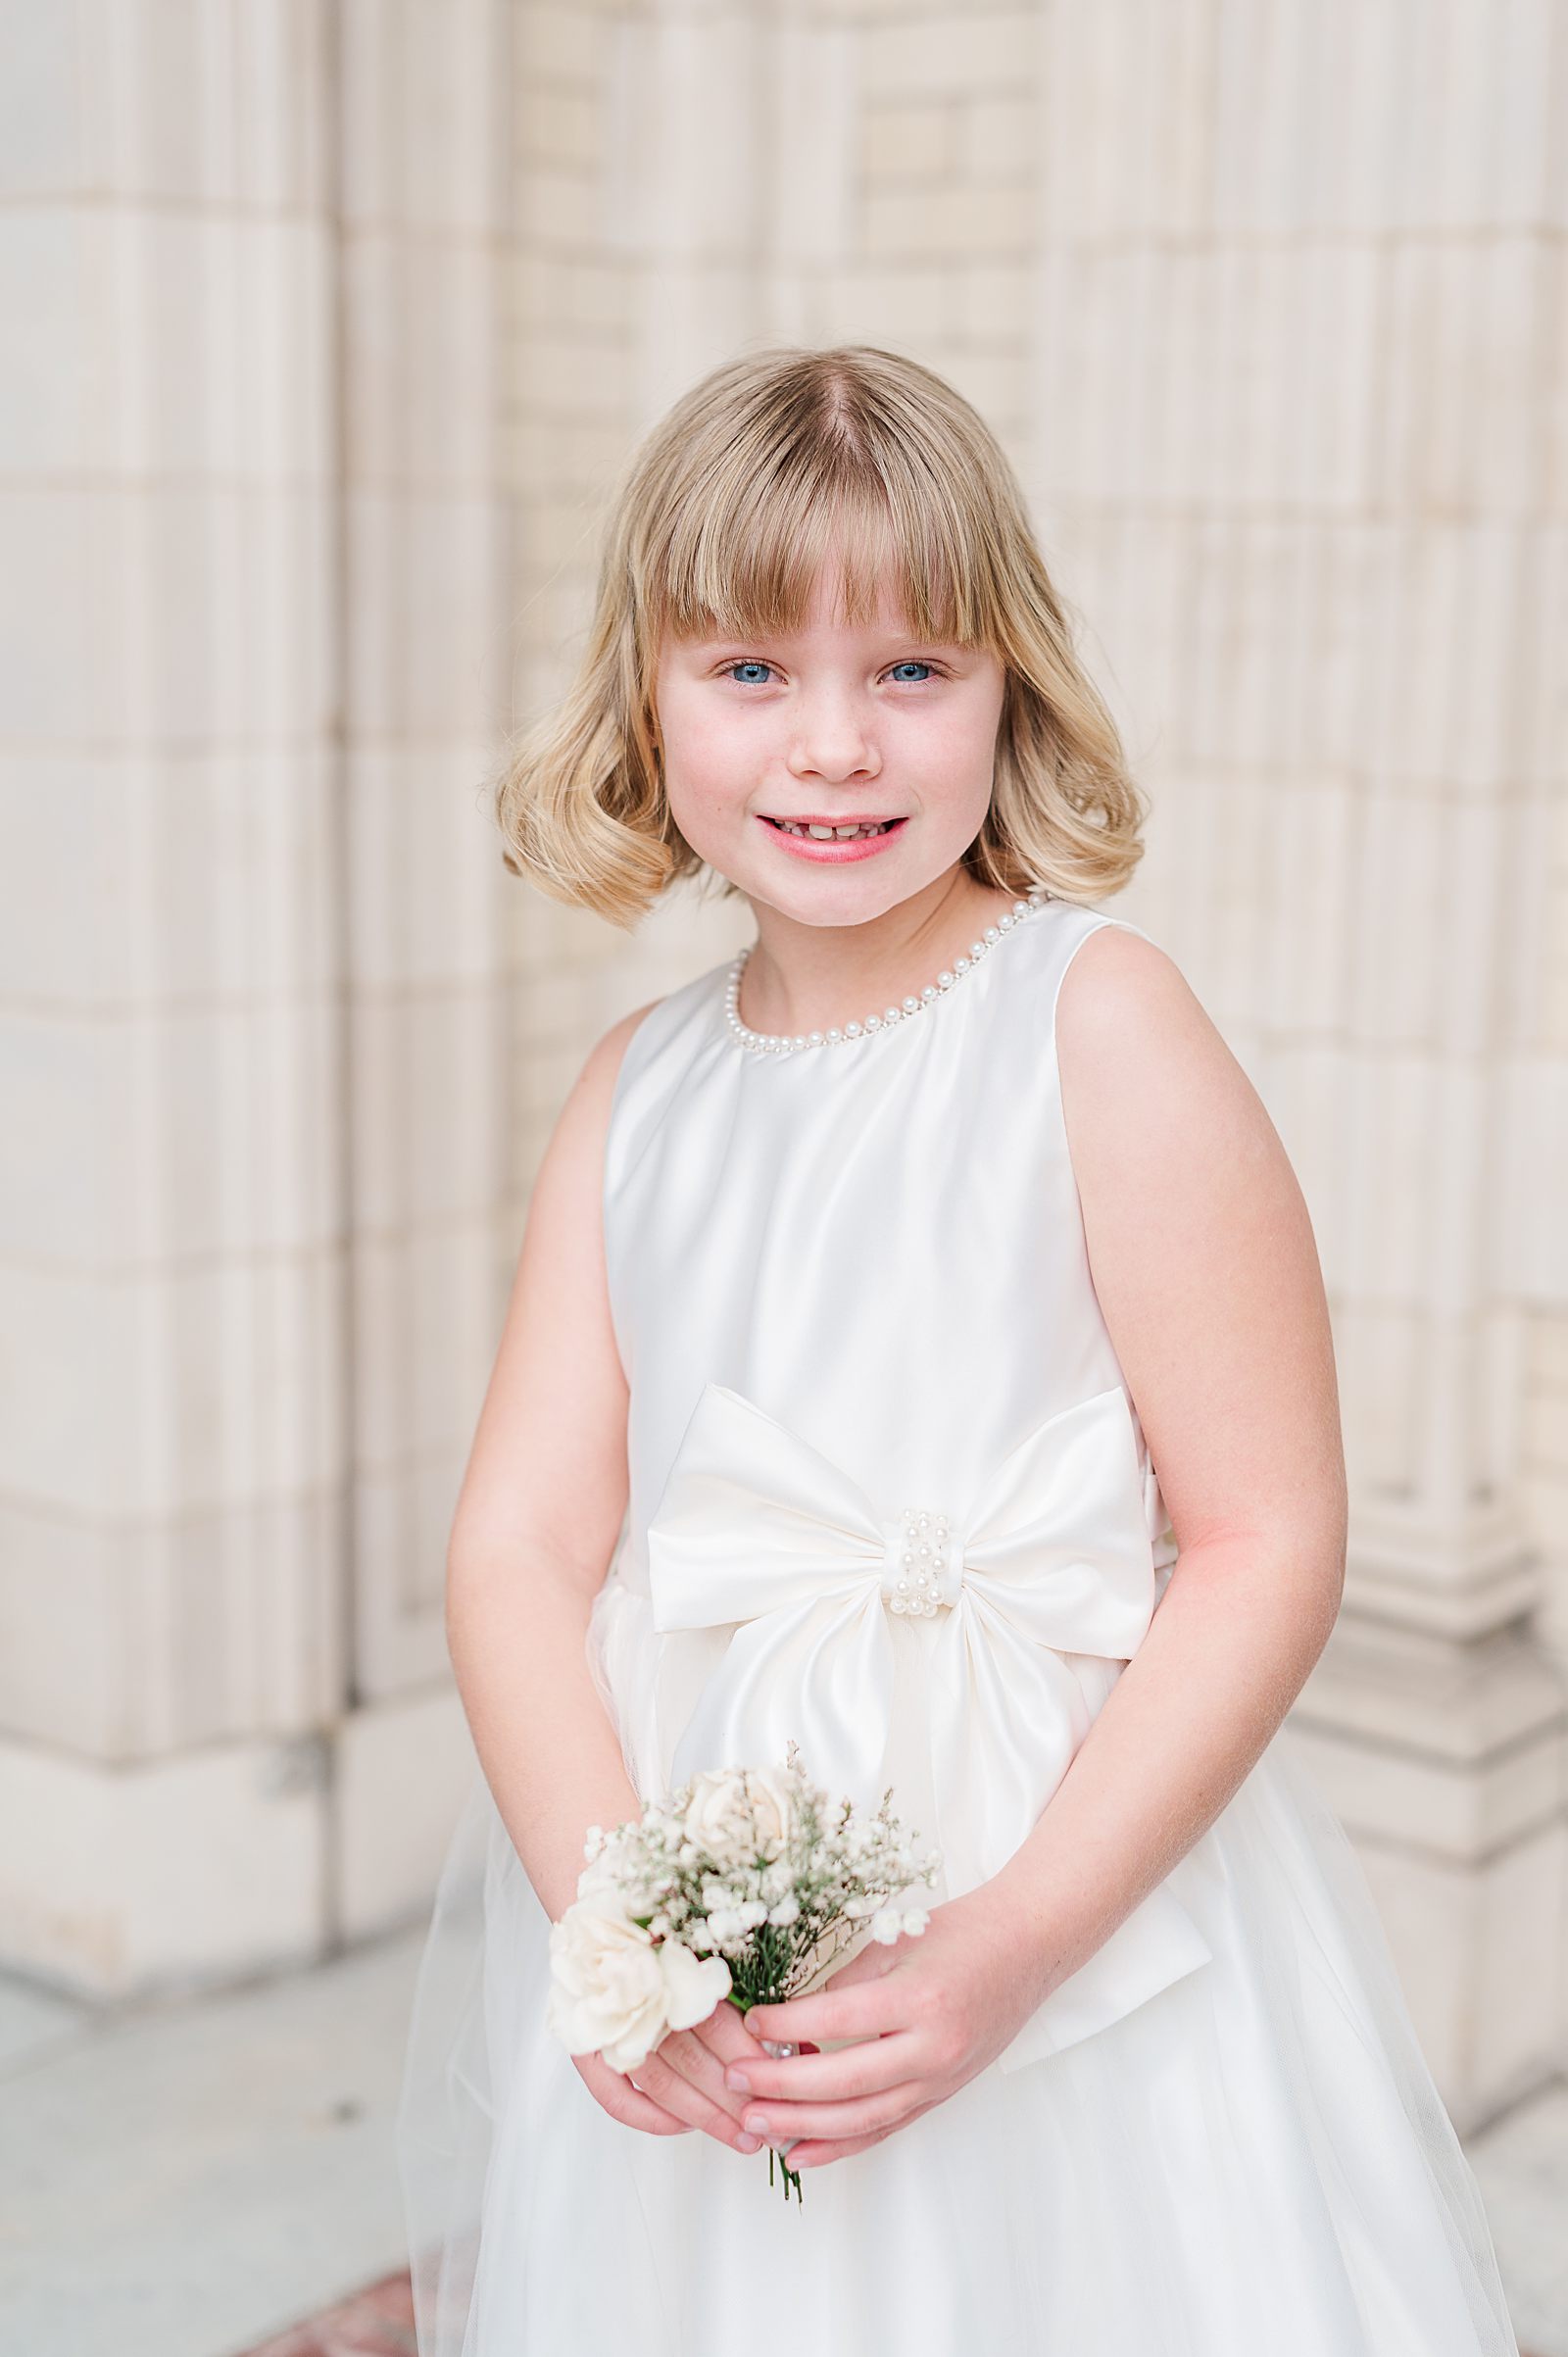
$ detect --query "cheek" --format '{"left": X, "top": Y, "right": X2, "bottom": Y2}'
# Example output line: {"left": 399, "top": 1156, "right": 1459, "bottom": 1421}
{"left": 662, "top": 698, "right": 765, "bottom": 810}
{"left": 896, "top": 695, "right": 1001, "bottom": 795}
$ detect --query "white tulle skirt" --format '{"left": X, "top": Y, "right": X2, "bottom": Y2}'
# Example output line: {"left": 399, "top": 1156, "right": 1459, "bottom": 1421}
{"left": 394, "top": 1699, "right": 1520, "bottom": 2357}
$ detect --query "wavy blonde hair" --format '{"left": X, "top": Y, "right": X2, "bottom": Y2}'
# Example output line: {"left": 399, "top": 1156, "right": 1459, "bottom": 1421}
{"left": 495, "top": 344, "right": 1148, "bottom": 926}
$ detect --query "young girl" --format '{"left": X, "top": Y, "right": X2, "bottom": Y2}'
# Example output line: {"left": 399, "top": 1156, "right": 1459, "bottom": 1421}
{"left": 395, "top": 346, "right": 1520, "bottom": 2354}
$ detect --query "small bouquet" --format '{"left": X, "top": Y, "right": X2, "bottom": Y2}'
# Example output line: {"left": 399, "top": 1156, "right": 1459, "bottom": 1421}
{"left": 547, "top": 1739, "right": 940, "bottom": 2202}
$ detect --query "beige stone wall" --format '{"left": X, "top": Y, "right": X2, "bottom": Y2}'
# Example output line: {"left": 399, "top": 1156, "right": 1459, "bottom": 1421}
{"left": 0, "top": 0, "right": 1562, "bottom": 2127}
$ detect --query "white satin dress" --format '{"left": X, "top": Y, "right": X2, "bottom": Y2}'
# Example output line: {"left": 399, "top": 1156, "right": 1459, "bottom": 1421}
{"left": 395, "top": 892, "right": 1520, "bottom": 2356}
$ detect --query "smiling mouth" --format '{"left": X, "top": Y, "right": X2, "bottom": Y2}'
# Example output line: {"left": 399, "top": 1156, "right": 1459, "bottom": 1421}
{"left": 761, "top": 816, "right": 906, "bottom": 841}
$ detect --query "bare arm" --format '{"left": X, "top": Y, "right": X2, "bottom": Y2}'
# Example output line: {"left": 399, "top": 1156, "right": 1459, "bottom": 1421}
{"left": 986, "top": 922, "right": 1348, "bottom": 1997}
{"left": 444, "top": 995, "right": 773, "bottom": 2154}
{"left": 444, "top": 1004, "right": 652, "bottom": 1923}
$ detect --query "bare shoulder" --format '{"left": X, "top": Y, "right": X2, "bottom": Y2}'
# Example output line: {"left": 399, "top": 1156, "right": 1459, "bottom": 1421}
{"left": 1054, "top": 920, "right": 1267, "bottom": 1174}
{"left": 446, "top": 992, "right": 666, "bottom": 1593}
{"left": 538, "top": 994, "right": 667, "bottom": 1183}
{"left": 1055, "top": 920, "right": 1227, "bottom": 1093}
{"left": 570, "top": 994, "right": 666, "bottom": 1115}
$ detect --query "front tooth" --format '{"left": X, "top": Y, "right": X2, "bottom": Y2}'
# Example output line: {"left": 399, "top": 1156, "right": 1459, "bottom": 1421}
{"left": 784, "top": 819, "right": 887, "bottom": 840}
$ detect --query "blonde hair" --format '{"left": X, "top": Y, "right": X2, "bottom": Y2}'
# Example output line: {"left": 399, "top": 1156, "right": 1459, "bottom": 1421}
{"left": 496, "top": 344, "right": 1149, "bottom": 926}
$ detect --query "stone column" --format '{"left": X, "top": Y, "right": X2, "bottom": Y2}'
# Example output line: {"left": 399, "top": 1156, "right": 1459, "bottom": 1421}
{"left": 0, "top": 0, "right": 516, "bottom": 1998}
{"left": 1026, "top": 0, "right": 1568, "bottom": 2131}
{"left": 0, "top": 1, "right": 345, "bottom": 1995}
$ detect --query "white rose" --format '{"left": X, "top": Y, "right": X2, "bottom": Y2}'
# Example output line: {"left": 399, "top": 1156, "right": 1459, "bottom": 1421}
{"left": 681, "top": 1769, "right": 755, "bottom": 1858}
{"left": 547, "top": 1891, "right": 732, "bottom": 2074}
{"left": 740, "top": 1766, "right": 797, "bottom": 1854}
{"left": 681, "top": 1763, "right": 798, "bottom": 1861}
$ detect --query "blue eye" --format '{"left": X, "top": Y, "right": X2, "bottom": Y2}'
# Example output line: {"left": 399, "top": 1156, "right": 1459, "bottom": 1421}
{"left": 888, "top": 662, "right": 933, "bottom": 682}
{"left": 724, "top": 661, "right": 774, "bottom": 685}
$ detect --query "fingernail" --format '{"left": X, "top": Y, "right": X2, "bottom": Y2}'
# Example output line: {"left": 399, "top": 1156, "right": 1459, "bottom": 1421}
{"left": 745, "top": 2114, "right": 770, "bottom": 2137}
{"left": 736, "top": 2133, "right": 761, "bottom": 2153}
{"left": 725, "top": 2069, "right": 750, "bottom": 2092}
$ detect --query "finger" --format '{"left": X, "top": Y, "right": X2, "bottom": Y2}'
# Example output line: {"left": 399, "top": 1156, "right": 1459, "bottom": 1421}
{"left": 790, "top": 2130, "right": 888, "bottom": 2167}
{"left": 790, "top": 2093, "right": 941, "bottom": 2171}
{"left": 736, "top": 2078, "right": 928, "bottom": 2148}
{"left": 655, "top": 2025, "right": 757, "bottom": 2127}
{"left": 630, "top": 2046, "right": 766, "bottom": 2154}
{"left": 722, "top": 2031, "right": 919, "bottom": 2104}
{"left": 574, "top": 2052, "right": 691, "bottom": 2136}
{"left": 694, "top": 1997, "right": 782, "bottom": 2071}
{"left": 742, "top": 1976, "right": 914, "bottom": 2050}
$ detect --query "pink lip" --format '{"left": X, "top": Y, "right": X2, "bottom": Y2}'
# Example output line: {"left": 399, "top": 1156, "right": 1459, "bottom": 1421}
{"left": 757, "top": 814, "right": 907, "bottom": 864}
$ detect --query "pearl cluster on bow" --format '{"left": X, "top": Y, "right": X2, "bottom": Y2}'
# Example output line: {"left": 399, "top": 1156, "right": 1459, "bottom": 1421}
{"left": 724, "top": 889, "right": 1051, "bottom": 1057}
{"left": 887, "top": 1505, "right": 954, "bottom": 1618}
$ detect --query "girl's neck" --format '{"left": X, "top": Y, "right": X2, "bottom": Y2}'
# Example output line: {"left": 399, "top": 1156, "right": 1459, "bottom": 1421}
{"left": 736, "top": 874, "right": 1023, "bottom": 1041}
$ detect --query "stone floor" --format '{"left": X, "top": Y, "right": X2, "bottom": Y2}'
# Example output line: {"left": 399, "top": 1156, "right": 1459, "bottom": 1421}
{"left": 0, "top": 1921, "right": 1562, "bottom": 2356}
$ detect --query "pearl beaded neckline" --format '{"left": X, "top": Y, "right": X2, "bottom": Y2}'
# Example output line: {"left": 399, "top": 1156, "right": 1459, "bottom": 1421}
{"left": 723, "top": 888, "right": 1051, "bottom": 1057}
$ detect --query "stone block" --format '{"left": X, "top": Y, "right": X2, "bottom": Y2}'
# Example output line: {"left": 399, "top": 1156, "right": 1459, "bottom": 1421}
{"left": 0, "top": 1729, "right": 330, "bottom": 1998}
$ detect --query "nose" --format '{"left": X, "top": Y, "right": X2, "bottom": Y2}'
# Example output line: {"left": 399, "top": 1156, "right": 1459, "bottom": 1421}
{"left": 786, "top": 688, "right": 880, "bottom": 782}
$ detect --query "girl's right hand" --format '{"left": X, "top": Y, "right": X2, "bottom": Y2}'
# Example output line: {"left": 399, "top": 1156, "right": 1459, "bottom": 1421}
{"left": 572, "top": 2003, "right": 783, "bottom": 2156}
{"left": 571, "top": 2047, "right": 696, "bottom": 2137}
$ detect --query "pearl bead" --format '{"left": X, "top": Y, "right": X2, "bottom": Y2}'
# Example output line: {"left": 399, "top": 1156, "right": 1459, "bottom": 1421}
{"left": 724, "top": 893, "right": 1048, "bottom": 1059}
{"left": 880, "top": 1502, "right": 956, "bottom": 1618}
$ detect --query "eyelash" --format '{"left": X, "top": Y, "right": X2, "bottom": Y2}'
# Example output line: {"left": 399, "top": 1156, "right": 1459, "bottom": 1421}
{"left": 717, "top": 659, "right": 946, "bottom": 687}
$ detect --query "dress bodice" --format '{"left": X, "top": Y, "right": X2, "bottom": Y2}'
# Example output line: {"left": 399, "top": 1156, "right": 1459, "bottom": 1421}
{"left": 603, "top": 893, "right": 1174, "bottom": 1595}
{"left": 588, "top": 891, "right": 1205, "bottom": 2070}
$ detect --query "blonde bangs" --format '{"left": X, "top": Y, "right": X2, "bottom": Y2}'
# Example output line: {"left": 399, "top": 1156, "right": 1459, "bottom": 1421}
{"left": 645, "top": 414, "right": 991, "bottom": 656}
{"left": 496, "top": 345, "right": 1149, "bottom": 928}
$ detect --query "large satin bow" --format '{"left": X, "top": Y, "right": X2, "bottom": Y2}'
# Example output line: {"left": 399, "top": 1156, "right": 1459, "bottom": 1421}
{"left": 645, "top": 1379, "right": 1212, "bottom": 2071}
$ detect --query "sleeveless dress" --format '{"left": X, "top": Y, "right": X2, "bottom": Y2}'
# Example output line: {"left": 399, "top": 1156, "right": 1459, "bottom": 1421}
{"left": 395, "top": 894, "right": 1520, "bottom": 2357}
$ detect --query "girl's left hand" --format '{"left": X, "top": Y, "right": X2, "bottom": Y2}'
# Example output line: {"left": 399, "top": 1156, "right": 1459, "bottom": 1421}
{"left": 723, "top": 1885, "right": 1051, "bottom": 2170}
